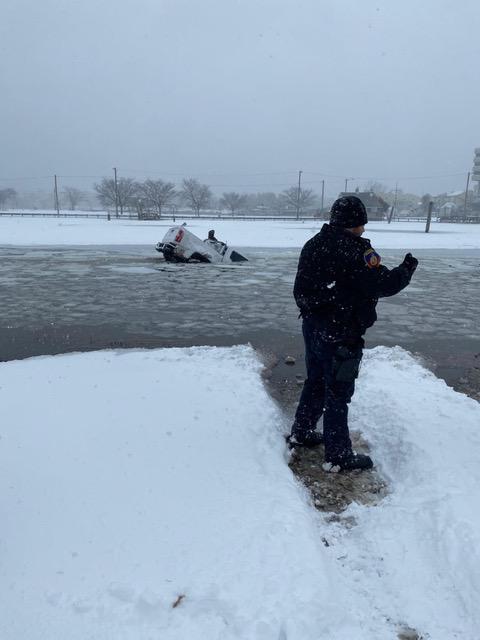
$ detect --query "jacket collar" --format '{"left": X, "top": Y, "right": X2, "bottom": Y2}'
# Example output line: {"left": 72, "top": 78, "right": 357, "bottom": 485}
{"left": 323, "top": 223, "right": 370, "bottom": 246}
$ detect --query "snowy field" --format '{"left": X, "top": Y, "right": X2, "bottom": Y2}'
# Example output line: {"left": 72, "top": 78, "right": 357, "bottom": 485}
{"left": 1, "top": 345, "right": 479, "bottom": 639}
{"left": 1, "top": 214, "right": 480, "bottom": 249}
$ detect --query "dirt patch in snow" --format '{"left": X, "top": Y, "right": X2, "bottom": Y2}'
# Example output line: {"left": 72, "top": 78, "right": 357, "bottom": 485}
{"left": 287, "top": 433, "right": 388, "bottom": 514}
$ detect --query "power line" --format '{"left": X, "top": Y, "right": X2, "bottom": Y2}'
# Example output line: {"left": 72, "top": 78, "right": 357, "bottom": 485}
{"left": 302, "top": 170, "right": 467, "bottom": 181}
{"left": 120, "top": 169, "right": 298, "bottom": 177}
{"left": 0, "top": 169, "right": 470, "bottom": 187}
{"left": 57, "top": 175, "right": 105, "bottom": 179}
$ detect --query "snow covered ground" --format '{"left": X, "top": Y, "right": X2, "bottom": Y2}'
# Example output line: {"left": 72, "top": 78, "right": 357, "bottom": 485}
{"left": 1, "top": 345, "right": 479, "bottom": 639}
{"left": 1, "top": 214, "right": 480, "bottom": 249}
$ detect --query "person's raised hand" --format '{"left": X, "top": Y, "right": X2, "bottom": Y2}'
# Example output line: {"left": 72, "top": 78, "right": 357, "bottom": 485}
{"left": 402, "top": 252, "right": 418, "bottom": 274}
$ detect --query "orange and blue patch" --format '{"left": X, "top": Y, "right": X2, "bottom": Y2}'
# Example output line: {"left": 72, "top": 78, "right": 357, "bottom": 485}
{"left": 364, "top": 248, "right": 381, "bottom": 269}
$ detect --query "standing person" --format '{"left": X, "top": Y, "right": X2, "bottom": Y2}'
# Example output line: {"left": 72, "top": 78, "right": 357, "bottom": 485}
{"left": 289, "top": 195, "right": 418, "bottom": 471}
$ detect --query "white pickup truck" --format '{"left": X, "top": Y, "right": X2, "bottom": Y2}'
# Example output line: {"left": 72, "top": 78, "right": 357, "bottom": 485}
{"left": 155, "top": 226, "right": 248, "bottom": 264}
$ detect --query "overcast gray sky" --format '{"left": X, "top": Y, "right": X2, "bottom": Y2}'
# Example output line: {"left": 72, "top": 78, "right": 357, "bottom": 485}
{"left": 1, "top": 0, "right": 479, "bottom": 196}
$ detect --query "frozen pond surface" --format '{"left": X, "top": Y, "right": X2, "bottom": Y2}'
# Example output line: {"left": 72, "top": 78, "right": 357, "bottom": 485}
{"left": 1, "top": 245, "right": 479, "bottom": 392}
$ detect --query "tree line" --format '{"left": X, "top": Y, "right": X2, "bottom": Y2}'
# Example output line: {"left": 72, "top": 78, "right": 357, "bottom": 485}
{"left": 93, "top": 177, "right": 319, "bottom": 217}
{"left": 0, "top": 180, "right": 318, "bottom": 215}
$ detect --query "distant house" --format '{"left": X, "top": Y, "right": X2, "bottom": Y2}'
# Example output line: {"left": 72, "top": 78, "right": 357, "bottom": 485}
{"left": 439, "top": 202, "right": 457, "bottom": 215}
{"left": 339, "top": 189, "right": 389, "bottom": 221}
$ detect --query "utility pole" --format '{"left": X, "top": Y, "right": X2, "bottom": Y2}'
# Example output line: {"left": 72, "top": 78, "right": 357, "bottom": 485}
{"left": 54, "top": 174, "right": 60, "bottom": 216}
{"left": 388, "top": 182, "right": 398, "bottom": 224}
{"left": 344, "top": 177, "right": 353, "bottom": 192}
{"left": 113, "top": 167, "right": 119, "bottom": 218}
{"left": 425, "top": 200, "right": 433, "bottom": 233}
{"left": 296, "top": 170, "right": 303, "bottom": 220}
{"left": 321, "top": 179, "right": 325, "bottom": 213}
{"left": 463, "top": 171, "right": 470, "bottom": 219}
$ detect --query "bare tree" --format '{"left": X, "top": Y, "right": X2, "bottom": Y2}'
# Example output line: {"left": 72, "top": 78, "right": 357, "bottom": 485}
{"left": 94, "top": 179, "right": 116, "bottom": 210}
{"left": 62, "top": 186, "right": 83, "bottom": 210}
{"left": 364, "top": 181, "right": 389, "bottom": 195}
{"left": 394, "top": 189, "right": 419, "bottom": 211}
{"left": 244, "top": 191, "right": 280, "bottom": 212}
{"left": 139, "top": 179, "right": 176, "bottom": 216}
{"left": 255, "top": 192, "right": 280, "bottom": 209}
{"left": 219, "top": 192, "right": 247, "bottom": 214}
{"left": 94, "top": 177, "right": 139, "bottom": 215}
{"left": 180, "top": 178, "right": 212, "bottom": 216}
{"left": 280, "top": 186, "right": 316, "bottom": 215}
{"left": 0, "top": 188, "right": 17, "bottom": 208}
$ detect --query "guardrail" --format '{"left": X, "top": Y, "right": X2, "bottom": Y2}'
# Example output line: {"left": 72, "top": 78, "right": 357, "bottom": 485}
{"left": 2, "top": 210, "right": 477, "bottom": 223}
{"left": 392, "top": 216, "right": 429, "bottom": 222}
{"left": 0, "top": 211, "right": 319, "bottom": 221}
{"left": 0, "top": 211, "right": 116, "bottom": 219}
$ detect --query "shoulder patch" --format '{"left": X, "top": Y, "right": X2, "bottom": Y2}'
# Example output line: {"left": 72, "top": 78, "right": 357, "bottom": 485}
{"left": 363, "top": 248, "right": 381, "bottom": 269}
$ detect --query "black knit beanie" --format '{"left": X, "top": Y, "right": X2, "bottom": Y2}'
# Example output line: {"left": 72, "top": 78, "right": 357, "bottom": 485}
{"left": 330, "top": 195, "right": 368, "bottom": 228}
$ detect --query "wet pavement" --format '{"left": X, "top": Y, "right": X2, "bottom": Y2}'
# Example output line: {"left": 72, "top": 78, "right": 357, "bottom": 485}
{"left": 1, "top": 244, "right": 479, "bottom": 406}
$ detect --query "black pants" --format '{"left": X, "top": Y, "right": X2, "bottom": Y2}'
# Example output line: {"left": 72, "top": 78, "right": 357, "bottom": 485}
{"left": 292, "top": 319, "right": 363, "bottom": 461}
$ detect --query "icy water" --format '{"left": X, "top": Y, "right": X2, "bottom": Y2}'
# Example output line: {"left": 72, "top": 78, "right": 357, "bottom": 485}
{"left": 0, "top": 245, "right": 479, "bottom": 398}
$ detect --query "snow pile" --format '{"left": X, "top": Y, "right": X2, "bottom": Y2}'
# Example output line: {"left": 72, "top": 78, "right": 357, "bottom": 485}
{"left": 344, "top": 347, "right": 480, "bottom": 638}
{"left": 1, "top": 215, "right": 480, "bottom": 249}
{"left": 1, "top": 345, "right": 479, "bottom": 639}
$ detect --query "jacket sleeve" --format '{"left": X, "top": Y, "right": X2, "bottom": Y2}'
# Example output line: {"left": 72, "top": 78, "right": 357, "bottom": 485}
{"left": 348, "top": 256, "right": 412, "bottom": 299}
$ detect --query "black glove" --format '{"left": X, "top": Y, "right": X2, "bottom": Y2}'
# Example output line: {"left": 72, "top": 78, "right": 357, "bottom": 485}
{"left": 401, "top": 252, "right": 418, "bottom": 274}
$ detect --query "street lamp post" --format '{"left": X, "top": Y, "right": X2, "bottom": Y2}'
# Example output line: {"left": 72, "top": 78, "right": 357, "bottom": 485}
{"left": 296, "top": 170, "right": 303, "bottom": 220}
{"left": 113, "top": 167, "right": 119, "bottom": 218}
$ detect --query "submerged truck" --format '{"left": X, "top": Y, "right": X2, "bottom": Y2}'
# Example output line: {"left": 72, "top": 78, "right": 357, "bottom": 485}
{"left": 155, "top": 226, "right": 248, "bottom": 264}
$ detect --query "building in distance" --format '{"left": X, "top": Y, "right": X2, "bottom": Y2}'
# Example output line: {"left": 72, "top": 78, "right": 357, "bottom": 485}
{"left": 338, "top": 188, "right": 389, "bottom": 221}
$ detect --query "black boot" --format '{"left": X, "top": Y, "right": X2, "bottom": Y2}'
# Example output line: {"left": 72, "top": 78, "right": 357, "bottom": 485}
{"left": 323, "top": 452, "right": 373, "bottom": 472}
{"left": 287, "top": 429, "right": 324, "bottom": 448}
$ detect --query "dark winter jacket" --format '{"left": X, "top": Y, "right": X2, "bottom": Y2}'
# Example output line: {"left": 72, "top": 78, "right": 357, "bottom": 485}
{"left": 293, "top": 224, "right": 412, "bottom": 342}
